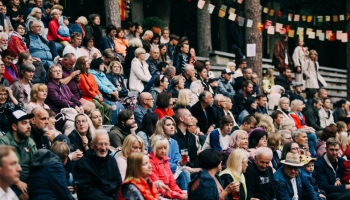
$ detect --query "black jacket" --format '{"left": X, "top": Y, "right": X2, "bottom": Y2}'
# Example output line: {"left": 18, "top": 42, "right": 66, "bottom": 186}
{"left": 28, "top": 150, "right": 74, "bottom": 200}
{"left": 274, "top": 74, "right": 292, "bottom": 94}
{"left": 190, "top": 101, "right": 217, "bottom": 133}
{"left": 30, "top": 126, "right": 50, "bottom": 150}
{"left": 212, "top": 104, "right": 225, "bottom": 125}
{"left": 303, "top": 107, "right": 323, "bottom": 131}
{"left": 220, "top": 173, "right": 246, "bottom": 200}
{"left": 74, "top": 149, "right": 122, "bottom": 200}
{"left": 172, "top": 127, "right": 198, "bottom": 168}
{"left": 68, "top": 130, "right": 92, "bottom": 153}
{"left": 290, "top": 92, "right": 306, "bottom": 104}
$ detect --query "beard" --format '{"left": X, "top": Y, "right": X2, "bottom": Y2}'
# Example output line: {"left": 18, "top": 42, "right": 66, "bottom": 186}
{"left": 17, "top": 129, "right": 31, "bottom": 140}
{"left": 0, "top": 44, "right": 8, "bottom": 51}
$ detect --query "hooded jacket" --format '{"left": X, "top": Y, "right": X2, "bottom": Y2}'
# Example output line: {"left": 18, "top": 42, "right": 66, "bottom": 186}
{"left": 109, "top": 123, "right": 131, "bottom": 148}
{"left": 28, "top": 149, "right": 74, "bottom": 200}
{"left": 57, "top": 16, "right": 70, "bottom": 37}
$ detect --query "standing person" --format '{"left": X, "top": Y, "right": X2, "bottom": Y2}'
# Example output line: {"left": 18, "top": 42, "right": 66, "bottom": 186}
{"left": 229, "top": 15, "right": 244, "bottom": 63}
{"left": 303, "top": 50, "right": 327, "bottom": 90}
{"left": 7, "top": 0, "right": 25, "bottom": 27}
{"left": 165, "top": 34, "right": 179, "bottom": 61}
{"left": 273, "top": 34, "right": 293, "bottom": 73}
{"left": 292, "top": 39, "right": 309, "bottom": 84}
{"left": 84, "top": 14, "right": 102, "bottom": 49}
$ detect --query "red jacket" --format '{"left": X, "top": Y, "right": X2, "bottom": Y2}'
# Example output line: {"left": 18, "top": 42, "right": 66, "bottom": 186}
{"left": 343, "top": 161, "right": 350, "bottom": 183}
{"left": 8, "top": 35, "right": 28, "bottom": 55}
{"left": 47, "top": 19, "right": 70, "bottom": 42}
{"left": 119, "top": 178, "right": 159, "bottom": 200}
{"left": 290, "top": 112, "right": 308, "bottom": 129}
{"left": 153, "top": 107, "right": 174, "bottom": 120}
{"left": 149, "top": 152, "right": 184, "bottom": 199}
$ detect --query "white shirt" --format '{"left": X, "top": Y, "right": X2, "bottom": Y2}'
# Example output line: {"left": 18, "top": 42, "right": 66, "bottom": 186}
{"left": 62, "top": 44, "right": 83, "bottom": 58}
{"left": 208, "top": 71, "right": 215, "bottom": 79}
{"left": 291, "top": 178, "right": 298, "bottom": 200}
{"left": 0, "top": 187, "right": 18, "bottom": 200}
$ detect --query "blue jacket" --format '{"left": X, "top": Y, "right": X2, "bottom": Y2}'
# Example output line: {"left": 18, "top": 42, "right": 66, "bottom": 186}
{"left": 188, "top": 169, "right": 223, "bottom": 200}
{"left": 300, "top": 169, "right": 325, "bottom": 200}
{"left": 100, "top": 36, "right": 115, "bottom": 52}
{"left": 168, "top": 138, "right": 181, "bottom": 173}
{"left": 314, "top": 154, "right": 346, "bottom": 193}
{"left": 217, "top": 79, "right": 235, "bottom": 99}
{"left": 273, "top": 167, "right": 318, "bottom": 200}
{"left": 69, "top": 23, "right": 84, "bottom": 35}
{"left": 90, "top": 69, "right": 117, "bottom": 94}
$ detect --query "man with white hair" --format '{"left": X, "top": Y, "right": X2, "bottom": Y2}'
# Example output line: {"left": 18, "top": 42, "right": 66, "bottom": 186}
{"left": 141, "top": 30, "right": 153, "bottom": 53}
{"left": 183, "top": 64, "right": 196, "bottom": 89}
{"left": 244, "top": 147, "right": 276, "bottom": 200}
{"left": 0, "top": 32, "right": 8, "bottom": 53}
{"left": 146, "top": 46, "right": 159, "bottom": 75}
{"left": 74, "top": 131, "right": 122, "bottom": 199}
{"left": 212, "top": 94, "right": 226, "bottom": 125}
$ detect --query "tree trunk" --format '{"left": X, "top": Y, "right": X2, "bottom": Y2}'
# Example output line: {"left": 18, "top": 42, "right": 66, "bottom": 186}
{"left": 197, "top": 2, "right": 212, "bottom": 57}
{"left": 131, "top": 0, "right": 144, "bottom": 24}
{"left": 104, "top": 0, "right": 121, "bottom": 27}
{"left": 245, "top": 0, "right": 263, "bottom": 83}
{"left": 154, "top": 0, "right": 171, "bottom": 28}
{"left": 347, "top": 0, "right": 350, "bottom": 99}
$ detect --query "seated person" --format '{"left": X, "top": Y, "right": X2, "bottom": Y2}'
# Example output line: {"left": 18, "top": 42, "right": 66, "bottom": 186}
{"left": 80, "top": 35, "right": 102, "bottom": 64}
{"left": 47, "top": 9, "right": 70, "bottom": 55}
{"left": 202, "top": 115, "right": 233, "bottom": 151}
{"left": 10, "top": 63, "right": 35, "bottom": 106}
{"left": 2, "top": 49, "right": 19, "bottom": 85}
{"left": 57, "top": 16, "right": 70, "bottom": 39}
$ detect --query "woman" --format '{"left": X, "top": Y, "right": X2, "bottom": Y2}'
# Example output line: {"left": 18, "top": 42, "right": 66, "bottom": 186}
{"left": 25, "top": 7, "right": 45, "bottom": 37}
{"left": 202, "top": 115, "right": 233, "bottom": 151}
{"left": 169, "top": 75, "right": 185, "bottom": 99}
{"left": 0, "top": 85, "right": 21, "bottom": 135}
{"left": 289, "top": 99, "right": 318, "bottom": 156}
{"left": 249, "top": 114, "right": 275, "bottom": 135}
{"left": 238, "top": 97, "right": 257, "bottom": 126}
{"left": 100, "top": 24, "right": 117, "bottom": 52}
{"left": 220, "top": 149, "right": 248, "bottom": 200}
{"left": 161, "top": 28, "right": 170, "bottom": 44}
{"left": 117, "top": 134, "right": 144, "bottom": 180}
{"left": 119, "top": 152, "right": 159, "bottom": 200}
{"left": 273, "top": 34, "right": 293, "bottom": 73}
{"left": 149, "top": 135, "right": 187, "bottom": 200}
{"left": 106, "top": 60, "right": 128, "bottom": 98}
{"left": 68, "top": 113, "right": 95, "bottom": 153}
{"left": 6, "top": 0, "right": 24, "bottom": 26}
{"left": 188, "top": 149, "right": 237, "bottom": 200}
{"left": 150, "top": 33, "right": 160, "bottom": 48}
{"left": 76, "top": 56, "right": 113, "bottom": 124}
{"left": 262, "top": 68, "right": 275, "bottom": 94}
{"left": 90, "top": 57, "right": 125, "bottom": 125}
{"left": 114, "top": 27, "right": 128, "bottom": 57}
{"left": 84, "top": 14, "right": 103, "bottom": 49}
{"left": 247, "top": 130, "right": 268, "bottom": 159}
{"left": 88, "top": 109, "right": 102, "bottom": 130}
{"left": 80, "top": 35, "right": 102, "bottom": 64}
{"left": 292, "top": 39, "right": 309, "bottom": 84}
{"left": 281, "top": 142, "right": 302, "bottom": 160}
{"left": 304, "top": 50, "right": 327, "bottom": 90}
{"left": 129, "top": 47, "right": 152, "bottom": 93}
{"left": 149, "top": 75, "right": 169, "bottom": 108}
{"left": 8, "top": 22, "right": 28, "bottom": 55}
{"left": 46, "top": 109, "right": 61, "bottom": 137}
{"left": 2, "top": 49, "right": 19, "bottom": 85}
{"left": 221, "top": 130, "right": 249, "bottom": 169}
{"left": 174, "top": 88, "right": 192, "bottom": 111}
{"left": 189, "top": 80, "right": 203, "bottom": 107}
{"left": 189, "top": 48, "right": 197, "bottom": 66}
{"left": 0, "top": 59, "right": 10, "bottom": 86}
{"left": 137, "top": 112, "right": 158, "bottom": 151}
{"left": 69, "top": 16, "right": 88, "bottom": 38}
{"left": 124, "top": 38, "right": 143, "bottom": 79}
{"left": 158, "top": 43, "right": 171, "bottom": 65}
{"left": 26, "top": 83, "right": 50, "bottom": 114}
{"left": 268, "top": 132, "right": 282, "bottom": 170}
{"left": 47, "top": 9, "right": 70, "bottom": 51}
{"left": 153, "top": 92, "right": 174, "bottom": 119}
{"left": 28, "top": 149, "right": 74, "bottom": 200}
{"left": 196, "top": 66, "right": 209, "bottom": 91}
{"left": 10, "top": 62, "right": 34, "bottom": 105}
{"left": 316, "top": 124, "right": 339, "bottom": 158}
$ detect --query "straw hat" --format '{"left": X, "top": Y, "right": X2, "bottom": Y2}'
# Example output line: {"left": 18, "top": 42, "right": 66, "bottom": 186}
{"left": 280, "top": 152, "right": 304, "bottom": 167}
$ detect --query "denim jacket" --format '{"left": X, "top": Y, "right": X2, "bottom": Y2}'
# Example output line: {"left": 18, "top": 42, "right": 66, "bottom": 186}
{"left": 188, "top": 170, "right": 224, "bottom": 200}
{"left": 273, "top": 167, "right": 318, "bottom": 200}
{"left": 217, "top": 79, "right": 235, "bottom": 99}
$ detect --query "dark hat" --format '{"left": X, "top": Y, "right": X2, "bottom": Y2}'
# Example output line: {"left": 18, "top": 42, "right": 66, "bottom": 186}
{"left": 208, "top": 78, "right": 219, "bottom": 83}
{"left": 222, "top": 68, "right": 234, "bottom": 75}
{"left": 43, "top": 3, "right": 53, "bottom": 9}
{"left": 293, "top": 82, "right": 303, "bottom": 88}
{"left": 63, "top": 16, "right": 70, "bottom": 20}
{"left": 10, "top": 110, "right": 34, "bottom": 124}
{"left": 53, "top": 134, "right": 74, "bottom": 152}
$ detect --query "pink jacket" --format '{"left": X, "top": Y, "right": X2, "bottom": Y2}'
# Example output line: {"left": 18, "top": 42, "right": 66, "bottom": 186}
{"left": 149, "top": 152, "right": 184, "bottom": 199}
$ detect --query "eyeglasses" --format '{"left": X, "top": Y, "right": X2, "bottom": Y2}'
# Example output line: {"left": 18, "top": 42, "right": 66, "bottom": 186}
{"left": 0, "top": 93, "right": 7, "bottom": 97}
{"left": 145, "top": 98, "right": 154, "bottom": 101}
{"left": 95, "top": 142, "right": 109, "bottom": 147}
{"left": 75, "top": 120, "right": 87, "bottom": 124}
{"left": 291, "top": 147, "right": 300, "bottom": 151}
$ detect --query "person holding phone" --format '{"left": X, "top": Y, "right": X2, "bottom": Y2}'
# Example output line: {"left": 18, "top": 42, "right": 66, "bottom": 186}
{"left": 7, "top": 0, "right": 25, "bottom": 26}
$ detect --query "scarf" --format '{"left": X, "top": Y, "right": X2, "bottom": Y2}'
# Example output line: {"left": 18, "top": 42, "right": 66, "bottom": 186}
{"left": 219, "top": 169, "right": 247, "bottom": 199}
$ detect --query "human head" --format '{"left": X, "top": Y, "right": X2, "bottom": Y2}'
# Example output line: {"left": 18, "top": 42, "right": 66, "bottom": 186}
{"left": 309, "top": 50, "right": 318, "bottom": 61}
{"left": 150, "top": 33, "right": 160, "bottom": 45}
{"left": 279, "top": 130, "right": 293, "bottom": 145}
{"left": 169, "top": 34, "right": 179, "bottom": 45}
{"left": 256, "top": 94, "right": 267, "bottom": 108}
{"left": 184, "top": 64, "right": 195, "bottom": 78}
{"left": 124, "top": 152, "right": 151, "bottom": 180}
{"left": 1, "top": 50, "right": 16, "bottom": 66}
{"left": 322, "top": 98, "right": 332, "bottom": 110}
{"left": 292, "top": 130, "right": 308, "bottom": 147}
{"left": 102, "top": 49, "right": 115, "bottom": 65}
{"left": 134, "top": 48, "right": 146, "bottom": 59}
{"left": 35, "top": 0, "right": 44, "bottom": 7}
{"left": 50, "top": 8, "right": 60, "bottom": 19}
{"left": 75, "top": 16, "right": 88, "bottom": 26}
{"left": 74, "top": 113, "right": 95, "bottom": 138}
{"left": 150, "top": 135, "right": 169, "bottom": 159}
{"left": 88, "top": 109, "right": 102, "bottom": 129}
{"left": 173, "top": 108, "right": 193, "bottom": 127}
{"left": 226, "top": 148, "right": 249, "bottom": 175}
{"left": 0, "top": 32, "right": 8, "bottom": 50}
{"left": 50, "top": 141, "right": 70, "bottom": 164}
{"left": 220, "top": 115, "right": 234, "bottom": 134}
{"left": 70, "top": 32, "right": 82, "bottom": 47}
{"left": 118, "top": 110, "right": 135, "bottom": 129}
{"left": 190, "top": 80, "right": 203, "bottom": 95}
{"left": 290, "top": 99, "right": 304, "bottom": 112}
{"left": 248, "top": 130, "right": 268, "bottom": 148}
{"left": 30, "top": 83, "right": 47, "bottom": 102}
{"left": 312, "top": 98, "right": 323, "bottom": 110}
{"left": 318, "top": 88, "right": 328, "bottom": 99}
{"left": 91, "top": 131, "right": 109, "bottom": 157}
{"left": 221, "top": 68, "right": 233, "bottom": 81}
{"left": 243, "top": 67, "right": 253, "bottom": 80}
{"left": 90, "top": 58, "right": 104, "bottom": 71}
{"left": 242, "top": 80, "right": 254, "bottom": 95}
{"left": 139, "top": 92, "right": 154, "bottom": 108}
{"left": 171, "top": 75, "right": 185, "bottom": 90}
{"left": 241, "top": 115, "right": 257, "bottom": 132}
{"left": 156, "top": 92, "right": 173, "bottom": 108}
{"left": 154, "top": 116, "right": 176, "bottom": 137}
{"left": 31, "top": 108, "right": 49, "bottom": 131}
{"left": 116, "top": 27, "right": 124, "bottom": 39}
{"left": 48, "top": 65, "right": 63, "bottom": 80}
{"left": 320, "top": 124, "right": 338, "bottom": 141}
{"left": 121, "top": 134, "right": 144, "bottom": 158}
{"left": 176, "top": 89, "right": 192, "bottom": 107}
{"left": 228, "top": 130, "right": 248, "bottom": 149}
{"left": 139, "top": 112, "right": 158, "bottom": 138}
{"left": 61, "top": 53, "right": 76, "bottom": 70}
{"left": 254, "top": 147, "right": 273, "bottom": 171}
{"left": 197, "top": 149, "right": 222, "bottom": 170}
{"left": 10, "top": 110, "right": 33, "bottom": 141}
{"left": 282, "top": 152, "right": 303, "bottom": 179}
{"left": 89, "top": 14, "right": 101, "bottom": 26}
{"left": 74, "top": 56, "right": 88, "bottom": 73}
{"left": 271, "top": 110, "right": 284, "bottom": 126}
{"left": 19, "top": 63, "right": 35, "bottom": 80}
{"left": 325, "top": 137, "right": 340, "bottom": 162}
{"left": 214, "top": 94, "right": 225, "bottom": 108}
{"left": 149, "top": 47, "right": 159, "bottom": 61}
{"left": 267, "top": 132, "right": 282, "bottom": 152}
{"left": 106, "top": 61, "right": 124, "bottom": 75}
{"left": 14, "top": 23, "right": 26, "bottom": 36}
{"left": 300, "top": 155, "right": 316, "bottom": 173}
{"left": 279, "top": 97, "right": 290, "bottom": 110}
{"left": 281, "top": 142, "right": 300, "bottom": 160}
{"left": 180, "top": 43, "right": 189, "bottom": 54}
{"left": 0, "top": 146, "right": 21, "bottom": 187}
{"left": 198, "top": 91, "right": 214, "bottom": 107}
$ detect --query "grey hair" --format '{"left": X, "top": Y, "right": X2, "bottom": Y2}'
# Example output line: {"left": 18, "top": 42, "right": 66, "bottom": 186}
{"left": 184, "top": 64, "right": 194, "bottom": 72}
{"left": 134, "top": 48, "right": 146, "bottom": 57}
{"left": 128, "top": 38, "right": 143, "bottom": 48}
{"left": 150, "top": 47, "right": 159, "bottom": 53}
{"left": 292, "top": 129, "right": 306, "bottom": 140}
{"left": 190, "top": 80, "right": 202, "bottom": 95}
{"left": 255, "top": 147, "right": 273, "bottom": 158}
{"left": 164, "top": 66, "right": 175, "bottom": 76}
{"left": 92, "top": 129, "right": 108, "bottom": 142}
{"left": 0, "top": 32, "right": 8, "bottom": 39}
{"left": 278, "top": 130, "right": 292, "bottom": 140}
{"left": 214, "top": 94, "right": 225, "bottom": 104}
{"left": 20, "top": 63, "right": 35, "bottom": 73}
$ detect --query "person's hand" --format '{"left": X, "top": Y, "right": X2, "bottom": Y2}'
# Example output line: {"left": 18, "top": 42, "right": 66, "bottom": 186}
{"left": 68, "top": 186, "right": 74, "bottom": 194}
{"left": 81, "top": 136, "right": 88, "bottom": 148}
{"left": 194, "top": 127, "right": 203, "bottom": 136}
{"left": 71, "top": 149, "right": 83, "bottom": 161}
{"left": 183, "top": 166, "right": 196, "bottom": 173}
{"left": 191, "top": 76, "right": 197, "bottom": 82}
{"left": 43, "top": 130, "right": 56, "bottom": 142}
{"left": 157, "top": 181, "right": 171, "bottom": 192}
{"left": 224, "top": 181, "right": 239, "bottom": 193}
{"left": 33, "top": 57, "right": 41, "bottom": 62}
{"left": 92, "top": 53, "right": 98, "bottom": 59}
{"left": 70, "top": 70, "right": 81, "bottom": 78}
{"left": 130, "top": 123, "right": 138, "bottom": 133}
{"left": 98, "top": 95, "right": 104, "bottom": 102}
{"left": 111, "top": 91, "right": 119, "bottom": 99}
{"left": 5, "top": 87, "right": 13, "bottom": 98}
{"left": 16, "top": 181, "right": 27, "bottom": 194}
{"left": 180, "top": 155, "right": 190, "bottom": 166}
{"left": 335, "top": 179, "right": 341, "bottom": 186}
{"left": 319, "top": 194, "right": 326, "bottom": 199}
{"left": 19, "top": 192, "right": 29, "bottom": 200}
{"left": 181, "top": 194, "right": 188, "bottom": 200}
{"left": 79, "top": 106, "right": 84, "bottom": 113}
{"left": 297, "top": 66, "right": 301, "bottom": 73}
{"left": 207, "top": 125, "right": 215, "bottom": 134}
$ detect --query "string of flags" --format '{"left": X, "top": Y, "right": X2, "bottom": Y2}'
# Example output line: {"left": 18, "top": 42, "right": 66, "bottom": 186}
{"left": 197, "top": 0, "right": 349, "bottom": 43}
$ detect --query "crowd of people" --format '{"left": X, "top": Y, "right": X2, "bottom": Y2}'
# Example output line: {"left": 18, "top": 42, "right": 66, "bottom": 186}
{"left": 0, "top": 0, "right": 349, "bottom": 200}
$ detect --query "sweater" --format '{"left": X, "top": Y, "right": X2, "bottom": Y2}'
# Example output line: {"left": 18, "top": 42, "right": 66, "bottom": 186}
{"left": 46, "top": 81, "right": 81, "bottom": 113}
{"left": 153, "top": 107, "right": 174, "bottom": 119}
{"left": 79, "top": 72, "right": 101, "bottom": 101}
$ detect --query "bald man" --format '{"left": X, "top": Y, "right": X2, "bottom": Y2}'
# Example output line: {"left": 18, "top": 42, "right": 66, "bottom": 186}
{"left": 30, "top": 108, "right": 56, "bottom": 150}
{"left": 141, "top": 30, "right": 154, "bottom": 53}
{"left": 146, "top": 47, "right": 160, "bottom": 75}
{"left": 134, "top": 92, "right": 154, "bottom": 127}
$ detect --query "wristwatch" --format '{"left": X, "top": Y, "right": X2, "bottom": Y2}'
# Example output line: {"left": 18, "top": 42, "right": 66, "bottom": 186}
{"left": 336, "top": 178, "right": 340, "bottom": 181}
{"left": 211, "top": 124, "right": 216, "bottom": 128}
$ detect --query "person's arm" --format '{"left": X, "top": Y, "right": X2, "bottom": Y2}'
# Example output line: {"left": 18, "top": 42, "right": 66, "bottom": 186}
{"left": 217, "top": 81, "right": 234, "bottom": 99}
{"left": 48, "top": 21, "right": 70, "bottom": 42}
{"left": 131, "top": 61, "right": 152, "bottom": 82}
{"left": 209, "top": 130, "right": 222, "bottom": 151}
{"left": 109, "top": 130, "right": 123, "bottom": 148}
{"left": 304, "top": 110, "right": 323, "bottom": 131}
{"left": 93, "top": 73, "right": 116, "bottom": 94}
{"left": 3, "top": 18, "right": 9, "bottom": 34}
{"left": 273, "top": 178, "right": 293, "bottom": 200}
{"left": 244, "top": 167, "right": 257, "bottom": 200}
{"left": 314, "top": 160, "right": 346, "bottom": 193}
{"left": 46, "top": 84, "right": 78, "bottom": 108}
{"left": 301, "top": 175, "right": 319, "bottom": 200}
{"left": 303, "top": 60, "right": 311, "bottom": 78}
{"left": 50, "top": 164, "right": 75, "bottom": 200}
{"left": 79, "top": 74, "right": 99, "bottom": 99}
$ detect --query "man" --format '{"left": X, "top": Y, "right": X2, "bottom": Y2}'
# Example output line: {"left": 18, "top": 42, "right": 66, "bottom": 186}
{"left": 244, "top": 147, "right": 275, "bottom": 200}
{"left": 62, "top": 32, "right": 83, "bottom": 58}
{"left": 141, "top": 30, "right": 153, "bottom": 53}
{"left": 204, "top": 60, "right": 215, "bottom": 78}
{"left": 74, "top": 131, "right": 122, "bottom": 200}
{"left": 173, "top": 43, "right": 190, "bottom": 75}
{"left": 256, "top": 94, "right": 268, "bottom": 114}
{"left": 274, "top": 152, "right": 318, "bottom": 199}
{"left": 25, "top": 20, "right": 53, "bottom": 68}
{"left": 238, "top": 115, "right": 257, "bottom": 133}
{"left": 274, "top": 68, "right": 293, "bottom": 95}
{"left": 229, "top": 15, "right": 244, "bottom": 63}
{"left": 233, "top": 58, "right": 247, "bottom": 79}
{"left": 319, "top": 98, "right": 334, "bottom": 128}
{"left": 318, "top": 88, "right": 328, "bottom": 100}
{"left": 233, "top": 67, "right": 253, "bottom": 93}
{"left": 290, "top": 82, "right": 306, "bottom": 103}
{"left": 166, "top": 34, "right": 179, "bottom": 61}
{"left": 124, "top": 21, "right": 135, "bottom": 41}
{"left": 217, "top": 69, "right": 235, "bottom": 99}
{"left": 164, "top": 66, "right": 176, "bottom": 90}
{"left": 232, "top": 80, "right": 253, "bottom": 118}
{"left": 0, "top": 110, "right": 37, "bottom": 199}
{"left": 0, "top": 1, "right": 8, "bottom": 35}
{"left": 134, "top": 92, "right": 154, "bottom": 127}
{"left": 251, "top": 72, "right": 260, "bottom": 95}
{"left": 315, "top": 138, "right": 350, "bottom": 199}
{"left": 146, "top": 47, "right": 160, "bottom": 75}
{"left": 271, "top": 110, "right": 284, "bottom": 131}
{"left": 183, "top": 64, "right": 196, "bottom": 89}
{"left": 303, "top": 98, "right": 323, "bottom": 133}
{"left": 333, "top": 99, "right": 348, "bottom": 123}
{"left": 208, "top": 78, "right": 218, "bottom": 96}
{"left": 59, "top": 53, "right": 78, "bottom": 84}
{"left": 190, "top": 91, "right": 217, "bottom": 134}
{"left": 133, "top": 22, "right": 143, "bottom": 39}
{"left": 102, "top": 49, "right": 115, "bottom": 67}
{"left": 292, "top": 130, "right": 308, "bottom": 149}
{"left": 0, "top": 146, "right": 22, "bottom": 199}
{"left": 109, "top": 110, "right": 137, "bottom": 148}
{"left": 0, "top": 32, "right": 8, "bottom": 53}
{"left": 212, "top": 94, "right": 226, "bottom": 126}
{"left": 30, "top": 108, "right": 56, "bottom": 150}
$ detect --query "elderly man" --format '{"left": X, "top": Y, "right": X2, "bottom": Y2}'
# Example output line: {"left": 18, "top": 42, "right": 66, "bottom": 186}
{"left": 146, "top": 47, "right": 159, "bottom": 75}
{"left": 0, "top": 32, "right": 8, "bottom": 53}
{"left": 217, "top": 68, "right": 235, "bottom": 99}
{"left": 183, "top": 64, "right": 196, "bottom": 89}
{"left": 0, "top": 110, "right": 37, "bottom": 199}
{"left": 292, "top": 130, "right": 308, "bottom": 150}
{"left": 62, "top": 32, "right": 83, "bottom": 58}
{"left": 212, "top": 94, "right": 226, "bottom": 125}
{"left": 274, "top": 152, "right": 318, "bottom": 199}
{"left": 74, "top": 131, "right": 122, "bottom": 200}
{"left": 244, "top": 147, "right": 275, "bottom": 200}
{"left": 141, "top": 30, "right": 153, "bottom": 53}
{"left": 30, "top": 108, "right": 56, "bottom": 150}
{"left": 134, "top": 92, "right": 154, "bottom": 127}
{"left": 0, "top": 146, "right": 22, "bottom": 199}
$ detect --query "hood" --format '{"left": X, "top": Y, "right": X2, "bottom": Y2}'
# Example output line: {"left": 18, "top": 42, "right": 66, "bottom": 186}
{"left": 32, "top": 149, "right": 61, "bottom": 167}
{"left": 149, "top": 86, "right": 160, "bottom": 94}
{"left": 58, "top": 16, "right": 65, "bottom": 26}
{"left": 26, "top": 15, "right": 38, "bottom": 22}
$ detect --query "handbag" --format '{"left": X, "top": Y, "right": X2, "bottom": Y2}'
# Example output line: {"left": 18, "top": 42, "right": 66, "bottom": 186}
{"left": 101, "top": 91, "right": 118, "bottom": 102}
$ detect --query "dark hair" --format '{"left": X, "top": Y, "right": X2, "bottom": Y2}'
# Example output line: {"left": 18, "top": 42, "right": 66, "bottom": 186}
{"left": 281, "top": 142, "right": 298, "bottom": 160}
{"left": 118, "top": 110, "right": 134, "bottom": 124}
{"left": 158, "top": 62, "right": 167, "bottom": 72}
{"left": 326, "top": 137, "right": 340, "bottom": 149}
{"left": 151, "top": 33, "right": 160, "bottom": 44}
{"left": 196, "top": 149, "right": 222, "bottom": 170}
{"left": 70, "top": 32, "right": 82, "bottom": 40}
{"left": 82, "top": 35, "right": 94, "bottom": 47}
{"left": 154, "top": 75, "right": 167, "bottom": 87}
{"left": 139, "top": 113, "right": 158, "bottom": 137}
{"left": 198, "top": 91, "right": 208, "bottom": 102}
{"left": 306, "top": 89, "right": 318, "bottom": 99}
{"left": 256, "top": 94, "right": 266, "bottom": 101}
{"left": 105, "top": 24, "right": 117, "bottom": 35}
{"left": 336, "top": 99, "right": 347, "bottom": 108}
{"left": 14, "top": 22, "right": 25, "bottom": 31}
{"left": 89, "top": 14, "right": 100, "bottom": 23}
{"left": 196, "top": 66, "right": 206, "bottom": 74}
{"left": 169, "top": 34, "right": 179, "bottom": 41}
{"left": 244, "top": 97, "right": 257, "bottom": 115}
{"left": 156, "top": 92, "right": 172, "bottom": 108}
{"left": 320, "top": 125, "right": 338, "bottom": 141}
{"left": 271, "top": 110, "right": 283, "bottom": 120}
{"left": 220, "top": 115, "right": 233, "bottom": 129}
{"left": 248, "top": 130, "right": 268, "bottom": 148}
{"left": 242, "top": 115, "right": 257, "bottom": 125}
{"left": 45, "top": 109, "right": 56, "bottom": 117}
{"left": 90, "top": 58, "right": 103, "bottom": 70}
{"left": 1, "top": 49, "right": 17, "bottom": 59}
{"left": 312, "top": 98, "right": 322, "bottom": 106}
{"left": 125, "top": 21, "right": 135, "bottom": 29}
{"left": 17, "top": 52, "right": 31, "bottom": 65}
{"left": 179, "top": 36, "right": 189, "bottom": 45}
{"left": 116, "top": 27, "right": 124, "bottom": 38}
{"left": 242, "top": 80, "right": 253, "bottom": 88}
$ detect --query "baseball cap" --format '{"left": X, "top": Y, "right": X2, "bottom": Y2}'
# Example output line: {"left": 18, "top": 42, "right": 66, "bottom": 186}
{"left": 208, "top": 78, "right": 219, "bottom": 83}
{"left": 293, "top": 82, "right": 303, "bottom": 88}
{"left": 222, "top": 68, "right": 234, "bottom": 75}
{"left": 10, "top": 110, "right": 34, "bottom": 124}
{"left": 53, "top": 134, "right": 74, "bottom": 152}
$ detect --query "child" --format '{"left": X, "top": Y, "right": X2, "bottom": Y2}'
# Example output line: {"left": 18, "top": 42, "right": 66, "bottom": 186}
{"left": 58, "top": 16, "right": 70, "bottom": 46}
{"left": 300, "top": 155, "right": 326, "bottom": 200}
{"left": 337, "top": 121, "right": 349, "bottom": 157}
{"left": 342, "top": 148, "right": 350, "bottom": 183}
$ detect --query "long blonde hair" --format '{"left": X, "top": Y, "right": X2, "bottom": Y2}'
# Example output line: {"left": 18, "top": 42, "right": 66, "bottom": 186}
{"left": 224, "top": 148, "right": 248, "bottom": 177}
{"left": 121, "top": 134, "right": 145, "bottom": 158}
{"left": 124, "top": 152, "right": 148, "bottom": 182}
{"left": 176, "top": 89, "right": 192, "bottom": 107}
{"left": 256, "top": 114, "right": 275, "bottom": 133}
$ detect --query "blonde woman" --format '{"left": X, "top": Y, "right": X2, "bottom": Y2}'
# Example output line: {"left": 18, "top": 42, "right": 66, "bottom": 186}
{"left": 337, "top": 121, "right": 348, "bottom": 155}
{"left": 26, "top": 83, "right": 50, "bottom": 114}
{"left": 248, "top": 114, "right": 275, "bottom": 136}
{"left": 174, "top": 88, "right": 192, "bottom": 111}
{"left": 169, "top": 75, "right": 185, "bottom": 99}
{"left": 116, "top": 134, "right": 144, "bottom": 180}
{"left": 303, "top": 50, "right": 327, "bottom": 90}
{"left": 292, "top": 39, "right": 308, "bottom": 84}
{"left": 262, "top": 68, "right": 275, "bottom": 94}
{"left": 88, "top": 109, "right": 103, "bottom": 130}
{"left": 220, "top": 149, "right": 248, "bottom": 200}
{"left": 105, "top": 61, "right": 128, "bottom": 98}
